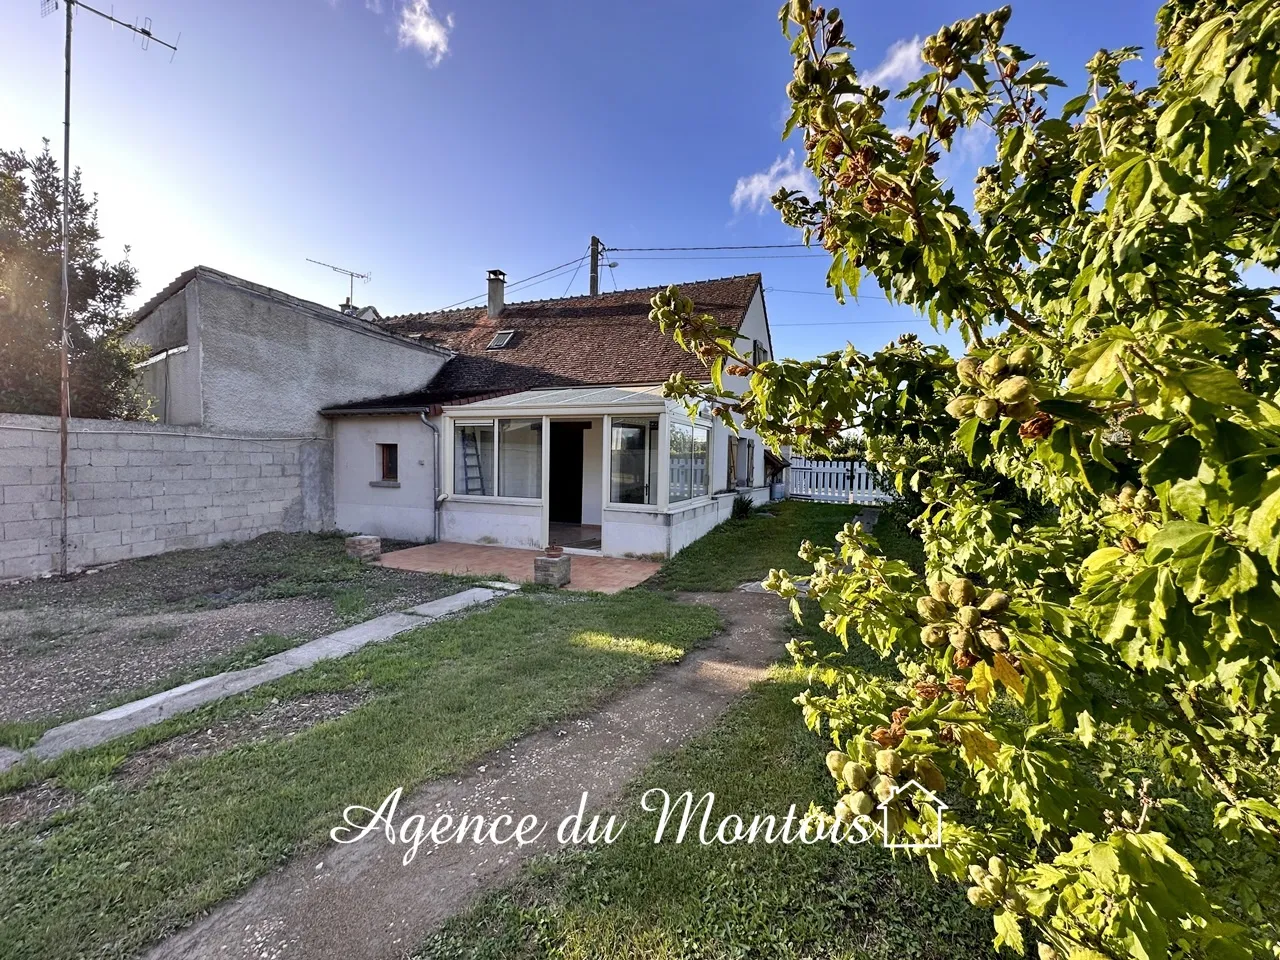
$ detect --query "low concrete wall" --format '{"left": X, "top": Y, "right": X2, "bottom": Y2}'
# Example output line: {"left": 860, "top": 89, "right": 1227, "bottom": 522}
{"left": 0, "top": 413, "right": 333, "bottom": 581}
{"left": 440, "top": 498, "right": 542, "bottom": 549}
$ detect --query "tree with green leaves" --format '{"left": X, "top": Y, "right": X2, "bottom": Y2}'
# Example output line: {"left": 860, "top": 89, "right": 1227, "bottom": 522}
{"left": 0, "top": 140, "right": 150, "bottom": 420}
{"left": 653, "top": 1, "right": 1280, "bottom": 956}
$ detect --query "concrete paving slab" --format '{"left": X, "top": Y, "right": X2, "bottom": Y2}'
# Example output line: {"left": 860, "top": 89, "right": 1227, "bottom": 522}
{"left": 407, "top": 587, "right": 503, "bottom": 619}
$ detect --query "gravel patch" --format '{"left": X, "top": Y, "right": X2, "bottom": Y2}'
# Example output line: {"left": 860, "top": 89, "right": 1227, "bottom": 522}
{"left": 114, "top": 689, "right": 372, "bottom": 789}
{"left": 0, "top": 599, "right": 340, "bottom": 725}
{"left": 0, "top": 780, "right": 76, "bottom": 831}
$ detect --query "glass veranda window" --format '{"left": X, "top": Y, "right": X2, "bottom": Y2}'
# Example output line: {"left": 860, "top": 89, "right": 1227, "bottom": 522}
{"left": 498, "top": 419, "right": 541, "bottom": 498}
{"left": 453, "top": 423, "right": 495, "bottom": 496}
{"left": 670, "top": 422, "right": 709, "bottom": 502}
{"left": 610, "top": 419, "right": 658, "bottom": 505}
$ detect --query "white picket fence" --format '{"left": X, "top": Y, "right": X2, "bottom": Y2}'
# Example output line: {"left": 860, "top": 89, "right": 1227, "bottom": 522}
{"left": 788, "top": 457, "right": 895, "bottom": 505}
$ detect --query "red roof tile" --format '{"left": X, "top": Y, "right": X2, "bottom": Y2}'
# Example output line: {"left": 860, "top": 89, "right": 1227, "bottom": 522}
{"left": 375, "top": 274, "right": 762, "bottom": 401}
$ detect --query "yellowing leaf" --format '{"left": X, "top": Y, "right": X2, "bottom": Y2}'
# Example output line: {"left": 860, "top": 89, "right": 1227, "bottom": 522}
{"left": 956, "top": 726, "right": 1001, "bottom": 769}
{"left": 993, "top": 654, "right": 1026, "bottom": 699}
{"left": 969, "top": 661, "right": 994, "bottom": 704}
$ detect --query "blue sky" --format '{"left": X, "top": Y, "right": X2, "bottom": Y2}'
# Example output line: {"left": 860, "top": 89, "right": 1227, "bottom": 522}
{"left": 3, "top": 0, "right": 1164, "bottom": 360}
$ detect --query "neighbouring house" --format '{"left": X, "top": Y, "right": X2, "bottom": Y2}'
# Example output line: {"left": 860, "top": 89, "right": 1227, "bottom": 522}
{"left": 127, "top": 266, "right": 786, "bottom": 559}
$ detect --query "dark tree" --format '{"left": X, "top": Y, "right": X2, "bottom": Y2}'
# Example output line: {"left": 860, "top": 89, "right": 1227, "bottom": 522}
{"left": 0, "top": 139, "right": 150, "bottom": 420}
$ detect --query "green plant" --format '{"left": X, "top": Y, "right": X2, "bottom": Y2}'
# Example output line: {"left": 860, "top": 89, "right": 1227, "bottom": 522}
{"left": 652, "top": 1, "right": 1280, "bottom": 956}
{"left": 732, "top": 493, "right": 755, "bottom": 519}
{"left": 0, "top": 140, "right": 151, "bottom": 419}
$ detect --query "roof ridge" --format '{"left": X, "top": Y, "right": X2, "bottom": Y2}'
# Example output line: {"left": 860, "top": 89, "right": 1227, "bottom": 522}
{"left": 383, "top": 273, "right": 762, "bottom": 324}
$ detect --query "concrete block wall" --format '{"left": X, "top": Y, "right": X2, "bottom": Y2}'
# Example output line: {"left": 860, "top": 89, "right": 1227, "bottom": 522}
{"left": 0, "top": 414, "right": 333, "bottom": 581}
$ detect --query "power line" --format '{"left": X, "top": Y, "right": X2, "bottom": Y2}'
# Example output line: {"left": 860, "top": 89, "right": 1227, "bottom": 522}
{"left": 606, "top": 243, "right": 808, "bottom": 252}
{"left": 561, "top": 243, "right": 593, "bottom": 297}
{"left": 611, "top": 253, "right": 829, "bottom": 261}
{"left": 772, "top": 318, "right": 933, "bottom": 327}
{"left": 435, "top": 253, "right": 590, "bottom": 311}
{"left": 767, "top": 286, "right": 896, "bottom": 303}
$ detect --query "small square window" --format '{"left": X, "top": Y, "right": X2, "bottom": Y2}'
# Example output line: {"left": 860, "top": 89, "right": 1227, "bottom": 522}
{"left": 378, "top": 443, "right": 399, "bottom": 482}
{"left": 487, "top": 330, "right": 516, "bottom": 350}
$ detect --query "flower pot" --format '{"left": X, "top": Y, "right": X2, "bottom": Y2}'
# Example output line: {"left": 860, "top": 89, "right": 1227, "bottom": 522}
{"left": 544, "top": 545, "right": 564, "bottom": 558}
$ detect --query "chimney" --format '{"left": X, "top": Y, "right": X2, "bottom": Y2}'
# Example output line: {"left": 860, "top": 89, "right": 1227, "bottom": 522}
{"left": 487, "top": 269, "right": 506, "bottom": 318}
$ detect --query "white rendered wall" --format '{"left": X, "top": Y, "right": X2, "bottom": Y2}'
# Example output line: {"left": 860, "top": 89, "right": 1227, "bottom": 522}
{"left": 332, "top": 415, "right": 436, "bottom": 543}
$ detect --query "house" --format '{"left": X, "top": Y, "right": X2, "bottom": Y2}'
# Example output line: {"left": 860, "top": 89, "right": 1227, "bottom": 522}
{"left": 128, "top": 266, "right": 784, "bottom": 559}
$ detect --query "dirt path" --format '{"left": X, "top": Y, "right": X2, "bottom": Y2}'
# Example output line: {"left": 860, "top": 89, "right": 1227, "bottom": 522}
{"left": 144, "top": 591, "right": 786, "bottom": 960}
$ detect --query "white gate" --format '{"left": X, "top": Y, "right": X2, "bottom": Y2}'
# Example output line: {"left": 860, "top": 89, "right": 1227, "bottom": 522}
{"left": 788, "top": 457, "right": 894, "bottom": 505}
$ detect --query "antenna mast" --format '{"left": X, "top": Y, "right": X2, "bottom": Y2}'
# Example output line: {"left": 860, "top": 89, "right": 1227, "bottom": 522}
{"left": 41, "top": 0, "right": 179, "bottom": 576}
{"left": 307, "top": 258, "right": 372, "bottom": 308}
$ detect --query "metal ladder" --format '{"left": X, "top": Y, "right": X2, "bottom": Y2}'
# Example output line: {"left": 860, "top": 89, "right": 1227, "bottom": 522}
{"left": 461, "top": 429, "right": 487, "bottom": 495}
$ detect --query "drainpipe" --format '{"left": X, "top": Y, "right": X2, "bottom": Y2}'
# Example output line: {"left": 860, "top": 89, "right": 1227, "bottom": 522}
{"left": 420, "top": 409, "right": 444, "bottom": 542}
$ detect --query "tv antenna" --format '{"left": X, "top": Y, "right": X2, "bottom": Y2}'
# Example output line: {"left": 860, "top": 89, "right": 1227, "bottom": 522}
{"left": 307, "top": 258, "right": 372, "bottom": 308}
{"left": 41, "top": 0, "right": 179, "bottom": 576}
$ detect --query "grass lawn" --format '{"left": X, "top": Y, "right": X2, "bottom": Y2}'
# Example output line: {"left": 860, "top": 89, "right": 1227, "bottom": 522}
{"left": 417, "top": 502, "right": 998, "bottom": 960}
{"left": 0, "top": 591, "right": 721, "bottom": 960}
{"left": 647, "top": 500, "right": 869, "bottom": 591}
{"left": 0, "top": 530, "right": 454, "bottom": 616}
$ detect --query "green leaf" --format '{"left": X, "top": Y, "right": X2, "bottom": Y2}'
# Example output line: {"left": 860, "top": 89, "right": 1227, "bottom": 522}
{"left": 955, "top": 416, "right": 981, "bottom": 466}
{"left": 993, "top": 909, "right": 1025, "bottom": 953}
{"left": 1145, "top": 435, "right": 1201, "bottom": 485}
{"left": 1146, "top": 522, "right": 1213, "bottom": 564}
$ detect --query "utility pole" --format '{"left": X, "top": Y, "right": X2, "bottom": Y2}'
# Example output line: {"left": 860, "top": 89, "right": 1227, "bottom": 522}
{"left": 589, "top": 235, "right": 600, "bottom": 296}
{"left": 42, "top": 0, "right": 178, "bottom": 575}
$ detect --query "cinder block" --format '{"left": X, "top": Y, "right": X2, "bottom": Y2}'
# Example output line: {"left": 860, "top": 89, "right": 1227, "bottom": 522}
{"left": 4, "top": 448, "right": 48, "bottom": 467}
{"left": 89, "top": 543, "right": 133, "bottom": 565}
{"left": 165, "top": 534, "right": 209, "bottom": 551}
{"left": 0, "top": 537, "right": 42, "bottom": 562}
{"left": 94, "top": 513, "right": 133, "bottom": 533}
{"left": 5, "top": 518, "right": 53, "bottom": 540}
{"left": 3, "top": 554, "right": 53, "bottom": 580}
{"left": 127, "top": 450, "right": 166, "bottom": 466}
{"left": 115, "top": 433, "right": 154, "bottom": 451}
{"left": 150, "top": 435, "right": 185, "bottom": 452}
{"left": 80, "top": 530, "right": 122, "bottom": 550}
{"left": 164, "top": 507, "right": 200, "bottom": 524}
{"left": 0, "top": 430, "right": 33, "bottom": 447}
{"left": 71, "top": 466, "right": 116, "bottom": 484}
{"left": 128, "top": 540, "right": 166, "bottom": 558}
{"left": 122, "top": 525, "right": 158, "bottom": 545}
{"left": 90, "top": 450, "right": 130, "bottom": 467}
{"left": 91, "top": 481, "right": 133, "bottom": 500}
{"left": 0, "top": 503, "right": 34, "bottom": 522}
{"left": 181, "top": 464, "right": 213, "bottom": 481}
{"left": 3, "top": 485, "right": 47, "bottom": 505}
{"left": 150, "top": 465, "right": 185, "bottom": 481}
{"left": 183, "top": 493, "right": 213, "bottom": 509}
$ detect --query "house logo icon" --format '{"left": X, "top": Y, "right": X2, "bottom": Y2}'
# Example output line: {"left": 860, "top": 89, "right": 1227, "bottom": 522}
{"left": 877, "top": 779, "right": 947, "bottom": 850}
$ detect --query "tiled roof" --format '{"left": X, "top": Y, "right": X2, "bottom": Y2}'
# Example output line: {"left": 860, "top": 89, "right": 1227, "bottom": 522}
{"left": 349, "top": 274, "right": 762, "bottom": 409}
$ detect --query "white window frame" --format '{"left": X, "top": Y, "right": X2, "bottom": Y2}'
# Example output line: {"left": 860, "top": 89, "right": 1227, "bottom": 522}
{"left": 448, "top": 417, "right": 543, "bottom": 503}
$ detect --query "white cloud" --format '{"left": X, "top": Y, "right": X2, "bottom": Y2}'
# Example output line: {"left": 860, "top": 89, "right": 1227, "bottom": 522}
{"left": 730, "top": 151, "right": 817, "bottom": 215}
{"left": 397, "top": 0, "right": 454, "bottom": 66}
{"left": 365, "top": 0, "right": 383, "bottom": 12}
{"left": 862, "top": 36, "right": 924, "bottom": 88}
